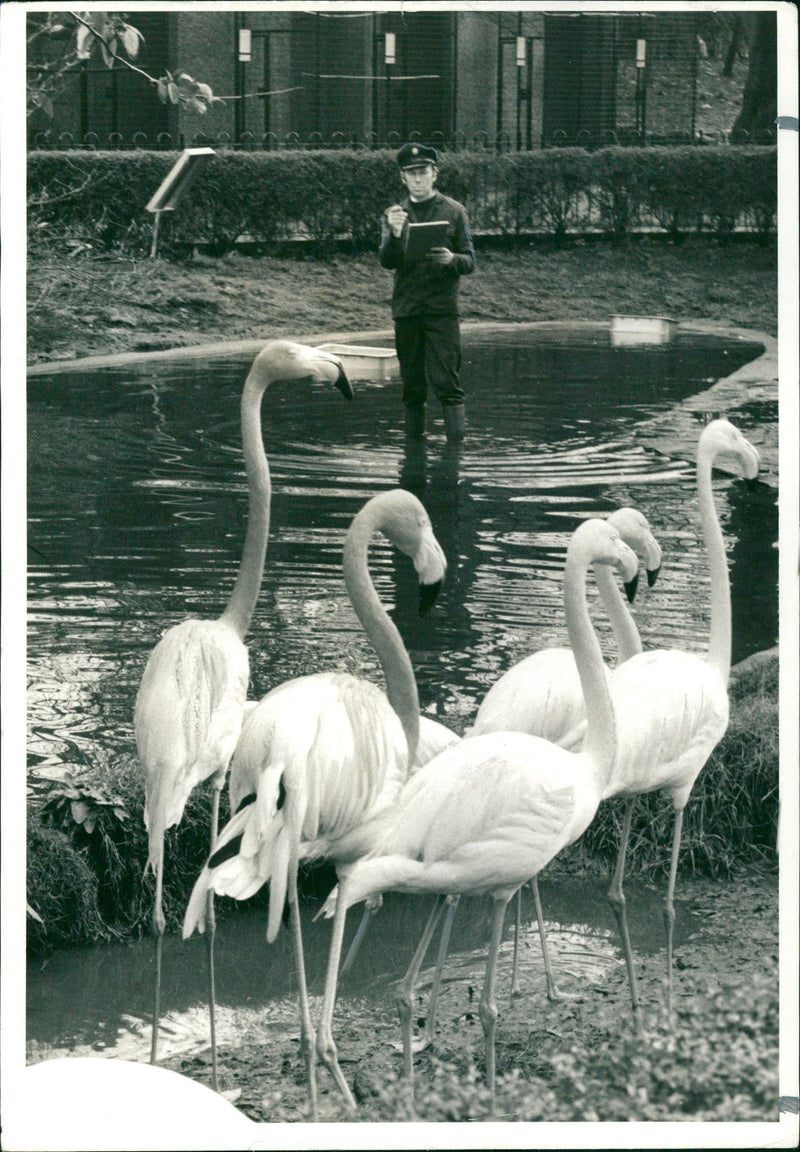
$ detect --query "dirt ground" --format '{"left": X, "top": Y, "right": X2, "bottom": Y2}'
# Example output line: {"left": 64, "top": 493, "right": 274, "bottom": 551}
{"left": 27, "top": 239, "right": 777, "bottom": 368}
{"left": 158, "top": 871, "right": 778, "bottom": 1123}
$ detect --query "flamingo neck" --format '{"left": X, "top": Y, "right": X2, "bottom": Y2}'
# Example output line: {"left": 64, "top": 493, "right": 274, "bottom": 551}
{"left": 220, "top": 375, "right": 271, "bottom": 639}
{"left": 593, "top": 563, "right": 642, "bottom": 663}
{"left": 342, "top": 513, "right": 420, "bottom": 767}
{"left": 697, "top": 447, "right": 731, "bottom": 683}
{"left": 564, "top": 555, "right": 617, "bottom": 783}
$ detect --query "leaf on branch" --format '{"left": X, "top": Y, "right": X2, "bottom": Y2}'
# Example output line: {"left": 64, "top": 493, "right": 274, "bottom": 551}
{"left": 167, "top": 82, "right": 180, "bottom": 105}
{"left": 100, "top": 36, "right": 117, "bottom": 69}
{"left": 121, "top": 24, "right": 143, "bottom": 59}
{"left": 157, "top": 77, "right": 168, "bottom": 103}
{"left": 76, "top": 25, "right": 92, "bottom": 59}
{"left": 196, "top": 82, "right": 213, "bottom": 101}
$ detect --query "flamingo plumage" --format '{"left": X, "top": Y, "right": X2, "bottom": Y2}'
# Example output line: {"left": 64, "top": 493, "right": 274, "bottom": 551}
{"left": 406, "top": 507, "right": 661, "bottom": 1041}
{"left": 134, "top": 340, "right": 351, "bottom": 1084}
{"left": 314, "top": 518, "right": 639, "bottom": 1109}
{"left": 182, "top": 488, "right": 447, "bottom": 1118}
{"left": 597, "top": 418, "right": 760, "bottom": 1025}
{"left": 15, "top": 1058, "right": 258, "bottom": 1151}
{"left": 472, "top": 506, "right": 662, "bottom": 743}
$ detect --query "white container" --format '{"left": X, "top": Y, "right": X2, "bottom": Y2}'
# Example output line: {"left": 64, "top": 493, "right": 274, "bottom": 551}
{"left": 315, "top": 343, "right": 399, "bottom": 381}
{"left": 610, "top": 315, "right": 677, "bottom": 346}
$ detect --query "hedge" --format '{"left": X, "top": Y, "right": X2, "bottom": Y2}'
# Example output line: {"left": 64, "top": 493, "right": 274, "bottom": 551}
{"left": 27, "top": 145, "right": 776, "bottom": 253}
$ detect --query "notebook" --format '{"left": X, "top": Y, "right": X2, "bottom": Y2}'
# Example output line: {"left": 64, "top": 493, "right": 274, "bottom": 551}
{"left": 403, "top": 220, "right": 450, "bottom": 262}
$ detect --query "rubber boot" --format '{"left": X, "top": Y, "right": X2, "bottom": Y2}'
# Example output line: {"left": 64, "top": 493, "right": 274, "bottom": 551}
{"left": 404, "top": 403, "right": 426, "bottom": 439}
{"left": 443, "top": 403, "right": 466, "bottom": 442}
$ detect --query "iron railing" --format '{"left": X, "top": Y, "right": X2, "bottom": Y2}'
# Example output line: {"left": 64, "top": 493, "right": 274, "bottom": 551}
{"left": 28, "top": 126, "right": 776, "bottom": 152}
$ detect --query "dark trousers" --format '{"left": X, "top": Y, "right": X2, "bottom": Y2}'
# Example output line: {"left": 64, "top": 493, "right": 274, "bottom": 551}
{"left": 394, "top": 314, "right": 465, "bottom": 409}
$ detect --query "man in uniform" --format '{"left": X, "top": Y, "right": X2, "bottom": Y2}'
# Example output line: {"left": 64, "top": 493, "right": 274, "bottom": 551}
{"left": 379, "top": 143, "right": 476, "bottom": 441}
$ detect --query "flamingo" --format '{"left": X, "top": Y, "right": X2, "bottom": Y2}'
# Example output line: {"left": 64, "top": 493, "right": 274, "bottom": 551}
{"left": 182, "top": 488, "right": 447, "bottom": 1119}
{"left": 134, "top": 340, "right": 352, "bottom": 1086}
{"left": 472, "top": 507, "right": 662, "bottom": 743}
{"left": 15, "top": 1058, "right": 259, "bottom": 1151}
{"left": 383, "top": 507, "right": 660, "bottom": 1045}
{"left": 595, "top": 418, "right": 760, "bottom": 1025}
{"left": 337, "top": 508, "right": 660, "bottom": 1012}
{"left": 314, "top": 518, "right": 639, "bottom": 1109}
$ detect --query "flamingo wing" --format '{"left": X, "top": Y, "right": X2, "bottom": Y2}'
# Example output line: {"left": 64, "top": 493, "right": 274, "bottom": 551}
{"left": 386, "top": 733, "right": 579, "bottom": 884}
{"left": 135, "top": 618, "right": 248, "bottom": 855}
{"left": 189, "top": 672, "right": 410, "bottom": 943}
{"left": 472, "top": 648, "right": 604, "bottom": 747}
{"left": 606, "top": 649, "right": 729, "bottom": 805}
{"left": 414, "top": 715, "right": 461, "bottom": 768}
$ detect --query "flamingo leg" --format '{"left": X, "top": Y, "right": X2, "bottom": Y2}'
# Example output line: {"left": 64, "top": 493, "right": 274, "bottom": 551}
{"left": 480, "top": 897, "right": 509, "bottom": 1103}
{"left": 287, "top": 854, "right": 318, "bottom": 1120}
{"left": 316, "top": 890, "right": 357, "bottom": 1111}
{"left": 532, "top": 874, "right": 566, "bottom": 1001}
{"left": 339, "top": 907, "right": 371, "bottom": 978}
{"left": 664, "top": 807, "right": 684, "bottom": 1023}
{"left": 510, "top": 887, "right": 522, "bottom": 999}
{"left": 607, "top": 796, "right": 642, "bottom": 1031}
{"left": 396, "top": 896, "right": 445, "bottom": 1088}
{"left": 206, "top": 782, "right": 222, "bottom": 1093}
{"left": 421, "top": 895, "right": 460, "bottom": 1049}
{"left": 150, "top": 837, "right": 165, "bottom": 1067}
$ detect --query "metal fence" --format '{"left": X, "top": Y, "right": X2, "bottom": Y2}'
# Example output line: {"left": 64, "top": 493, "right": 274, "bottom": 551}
{"left": 28, "top": 125, "right": 776, "bottom": 152}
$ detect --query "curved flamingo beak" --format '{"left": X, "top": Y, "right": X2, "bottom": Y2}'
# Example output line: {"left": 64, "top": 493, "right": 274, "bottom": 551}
{"left": 646, "top": 564, "right": 661, "bottom": 588}
{"left": 333, "top": 364, "right": 353, "bottom": 401}
{"left": 419, "top": 579, "right": 443, "bottom": 615}
{"left": 624, "top": 571, "right": 639, "bottom": 604}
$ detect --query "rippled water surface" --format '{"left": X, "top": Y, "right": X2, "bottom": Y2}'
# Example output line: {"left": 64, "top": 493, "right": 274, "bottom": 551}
{"left": 27, "top": 326, "right": 776, "bottom": 772}
{"left": 26, "top": 325, "right": 776, "bottom": 1047}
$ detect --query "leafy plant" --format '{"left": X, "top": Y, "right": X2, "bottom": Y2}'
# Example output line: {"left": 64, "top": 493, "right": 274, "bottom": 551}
{"left": 39, "top": 771, "right": 129, "bottom": 835}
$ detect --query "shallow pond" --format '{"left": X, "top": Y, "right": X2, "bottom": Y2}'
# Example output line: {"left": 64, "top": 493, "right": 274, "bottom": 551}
{"left": 27, "top": 877, "right": 692, "bottom": 1056}
{"left": 26, "top": 324, "right": 776, "bottom": 1051}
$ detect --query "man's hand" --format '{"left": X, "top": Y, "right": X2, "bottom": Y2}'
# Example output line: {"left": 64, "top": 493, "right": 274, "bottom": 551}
{"left": 386, "top": 204, "right": 408, "bottom": 238}
{"left": 428, "top": 247, "right": 455, "bottom": 266}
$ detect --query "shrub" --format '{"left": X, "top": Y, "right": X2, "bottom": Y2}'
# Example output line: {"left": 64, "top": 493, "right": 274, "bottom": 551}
{"left": 27, "top": 145, "right": 777, "bottom": 253}
{"left": 27, "top": 818, "right": 106, "bottom": 951}
{"left": 27, "top": 757, "right": 233, "bottom": 952}
{"left": 347, "top": 969, "right": 777, "bottom": 1121}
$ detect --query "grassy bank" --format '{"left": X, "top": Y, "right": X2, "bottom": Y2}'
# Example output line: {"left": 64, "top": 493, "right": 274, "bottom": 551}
{"left": 27, "top": 236, "right": 777, "bottom": 366}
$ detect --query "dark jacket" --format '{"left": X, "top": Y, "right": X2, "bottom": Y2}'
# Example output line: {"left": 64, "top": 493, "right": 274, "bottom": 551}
{"left": 379, "top": 191, "right": 476, "bottom": 318}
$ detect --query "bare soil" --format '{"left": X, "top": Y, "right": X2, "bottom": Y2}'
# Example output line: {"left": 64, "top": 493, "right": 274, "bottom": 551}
{"left": 27, "top": 238, "right": 776, "bottom": 367}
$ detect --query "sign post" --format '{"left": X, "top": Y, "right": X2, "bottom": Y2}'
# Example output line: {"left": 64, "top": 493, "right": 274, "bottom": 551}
{"left": 145, "top": 147, "right": 215, "bottom": 258}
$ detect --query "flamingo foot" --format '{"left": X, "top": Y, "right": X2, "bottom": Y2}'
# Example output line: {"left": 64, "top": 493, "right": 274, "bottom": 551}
{"left": 547, "top": 983, "right": 579, "bottom": 1002}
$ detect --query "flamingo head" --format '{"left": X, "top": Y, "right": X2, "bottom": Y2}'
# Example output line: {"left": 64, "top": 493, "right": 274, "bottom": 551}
{"left": 607, "top": 506, "right": 663, "bottom": 587}
{"left": 700, "top": 418, "right": 761, "bottom": 481}
{"left": 572, "top": 518, "right": 640, "bottom": 602}
{"left": 247, "top": 339, "right": 353, "bottom": 400}
{"left": 365, "top": 489, "right": 447, "bottom": 615}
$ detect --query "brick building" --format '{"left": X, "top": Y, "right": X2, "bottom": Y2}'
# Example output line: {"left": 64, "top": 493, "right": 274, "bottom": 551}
{"left": 29, "top": 9, "right": 699, "bottom": 150}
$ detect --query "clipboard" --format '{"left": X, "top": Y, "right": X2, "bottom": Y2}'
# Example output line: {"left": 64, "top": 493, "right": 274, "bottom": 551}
{"left": 403, "top": 220, "right": 449, "bottom": 262}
